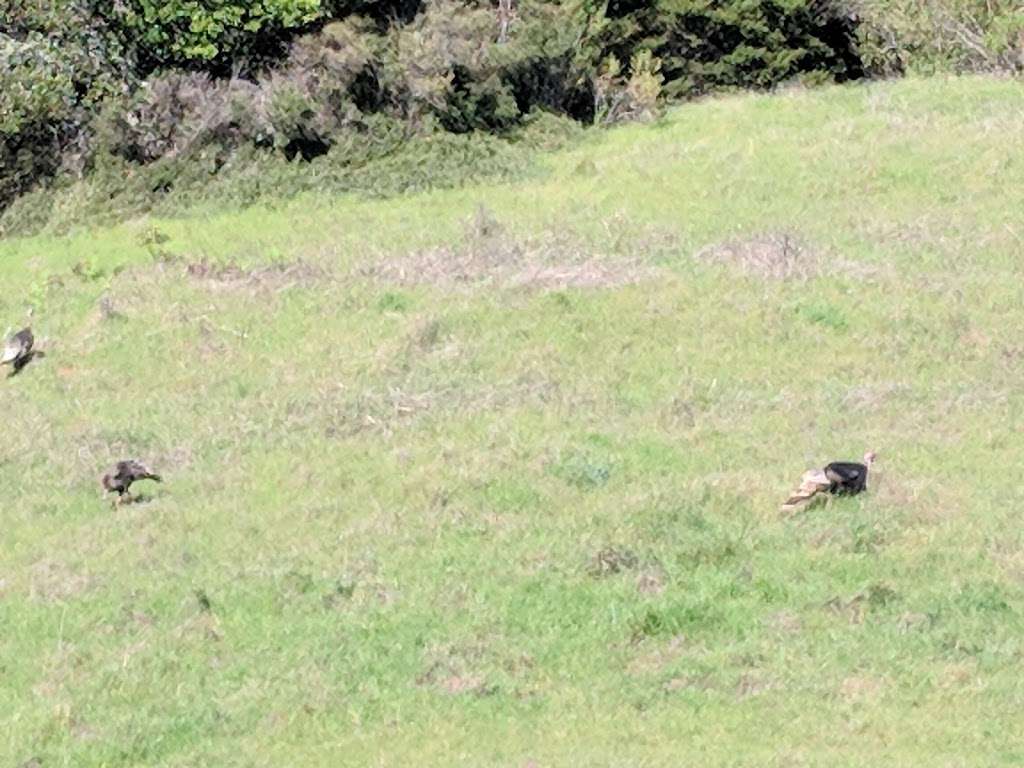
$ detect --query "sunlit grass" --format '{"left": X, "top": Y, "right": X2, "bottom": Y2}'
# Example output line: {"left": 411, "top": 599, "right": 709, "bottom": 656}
{"left": 2, "top": 75, "right": 1024, "bottom": 766}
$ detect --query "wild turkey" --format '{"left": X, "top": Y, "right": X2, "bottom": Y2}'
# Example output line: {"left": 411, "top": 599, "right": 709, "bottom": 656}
{"left": 101, "top": 460, "right": 162, "bottom": 505}
{"left": 1, "top": 327, "right": 35, "bottom": 376}
{"left": 781, "top": 451, "right": 877, "bottom": 512}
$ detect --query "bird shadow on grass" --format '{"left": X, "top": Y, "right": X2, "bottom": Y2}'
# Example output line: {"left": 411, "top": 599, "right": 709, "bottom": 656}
{"left": 781, "top": 494, "right": 867, "bottom": 521}
{"left": 6, "top": 350, "right": 46, "bottom": 378}
{"left": 111, "top": 492, "right": 159, "bottom": 508}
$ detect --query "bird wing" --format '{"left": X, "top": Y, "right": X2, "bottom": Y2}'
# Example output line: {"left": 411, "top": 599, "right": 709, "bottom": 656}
{"left": 15, "top": 328, "right": 33, "bottom": 352}
{"left": 825, "top": 463, "right": 862, "bottom": 485}
{"left": 120, "top": 459, "right": 159, "bottom": 481}
{"left": 825, "top": 467, "right": 849, "bottom": 485}
{"left": 115, "top": 459, "right": 141, "bottom": 478}
{"left": 2, "top": 329, "right": 32, "bottom": 363}
{"left": 802, "top": 468, "right": 831, "bottom": 488}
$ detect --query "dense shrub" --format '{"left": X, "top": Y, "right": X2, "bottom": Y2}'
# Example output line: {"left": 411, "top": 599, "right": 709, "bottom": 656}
{"left": 2, "top": 0, "right": 874, "bottom": 227}
{"left": 378, "top": 0, "right": 597, "bottom": 131}
{"left": 594, "top": 50, "right": 664, "bottom": 125}
{"left": 1, "top": 0, "right": 133, "bottom": 209}
{"left": 856, "top": 0, "right": 1024, "bottom": 75}
{"left": 112, "top": 0, "right": 322, "bottom": 73}
{"left": 0, "top": 122, "right": 554, "bottom": 237}
{"left": 595, "top": 0, "right": 865, "bottom": 100}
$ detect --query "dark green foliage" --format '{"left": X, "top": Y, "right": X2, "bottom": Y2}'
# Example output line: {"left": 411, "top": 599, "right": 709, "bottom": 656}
{"left": 1, "top": 0, "right": 873, "bottom": 227}
{"left": 597, "top": 0, "right": 865, "bottom": 100}
{"left": 101, "top": 0, "right": 323, "bottom": 72}
{"left": 856, "top": 0, "right": 1024, "bottom": 75}
{"left": 1, "top": 0, "right": 133, "bottom": 209}
{"left": 0, "top": 125, "right": 538, "bottom": 236}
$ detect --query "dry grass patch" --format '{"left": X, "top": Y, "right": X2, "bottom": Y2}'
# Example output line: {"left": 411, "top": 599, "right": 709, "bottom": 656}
{"left": 416, "top": 640, "right": 500, "bottom": 698}
{"left": 838, "top": 675, "right": 887, "bottom": 703}
{"left": 823, "top": 583, "right": 899, "bottom": 626}
{"left": 97, "top": 253, "right": 330, "bottom": 302}
{"left": 627, "top": 635, "right": 693, "bottom": 678}
{"left": 635, "top": 565, "right": 667, "bottom": 596}
{"left": 588, "top": 545, "right": 639, "bottom": 578}
{"left": 695, "top": 231, "right": 820, "bottom": 280}
{"left": 28, "top": 558, "right": 94, "bottom": 602}
{"left": 695, "top": 230, "right": 886, "bottom": 282}
{"left": 764, "top": 609, "right": 803, "bottom": 634}
{"left": 370, "top": 206, "right": 666, "bottom": 291}
{"left": 735, "top": 671, "right": 776, "bottom": 699}
{"left": 180, "top": 258, "right": 329, "bottom": 292}
{"left": 65, "top": 427, "right": 192, "bottom": 486}
{"left": 317, "top": 374, "right": 562, "bottom": 438}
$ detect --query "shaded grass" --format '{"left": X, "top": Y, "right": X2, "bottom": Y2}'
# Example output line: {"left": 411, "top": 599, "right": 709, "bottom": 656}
{"left": 3, "top": 75, "right": 1024, "bottom": 766}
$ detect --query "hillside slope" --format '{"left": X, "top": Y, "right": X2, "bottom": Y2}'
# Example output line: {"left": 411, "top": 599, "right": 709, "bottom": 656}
{"left": 2, "top": 76, "right": 1024, "bottom": 766}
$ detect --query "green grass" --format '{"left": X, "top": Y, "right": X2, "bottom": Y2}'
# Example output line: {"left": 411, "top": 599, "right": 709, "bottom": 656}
{"left": 3, "top": 74, "right": 1024, "bottom": 766}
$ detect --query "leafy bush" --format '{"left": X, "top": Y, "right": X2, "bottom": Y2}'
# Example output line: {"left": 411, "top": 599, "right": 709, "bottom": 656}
{"left": 2, "top": 0, "right": 133, "bottom": 105}
{"left": 595, "top": 0, "right": 864, "bottom": 100}
{"left": 111, "top": 0, "right": 323, "bottom": 72}
{"left": 0, "top": 122, "right": 541, "bottom": 237}
{"left": 856, "top": 0, "right": 1024, "bottom": 75}
{"left": 594, "top": 50, "right": 665, "bottom": 125}
{"left": 1, "top": 0, "right": 874, "bottom": 223}
{"left": 1, "top": 0, "right": 132, "bottom": 209}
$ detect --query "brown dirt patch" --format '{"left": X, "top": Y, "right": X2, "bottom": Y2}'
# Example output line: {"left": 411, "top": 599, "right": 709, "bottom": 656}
{"left": 416, "top": 640, "right": 499, "bottom": 698}
{"left": 369, "top": 206, "right": 668, "bottom": 291}
{"left": 588, "top": 546, "right": 639, "bottom": 578}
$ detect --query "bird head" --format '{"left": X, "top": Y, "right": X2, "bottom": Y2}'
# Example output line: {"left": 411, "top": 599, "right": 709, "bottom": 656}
{"left": 863, "top": 451, "right": 878, "bottom": 467}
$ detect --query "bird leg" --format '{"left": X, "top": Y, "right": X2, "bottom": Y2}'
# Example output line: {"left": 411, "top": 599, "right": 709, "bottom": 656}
{"left": 112, "top": 492, "right": 133, "bottom": 508}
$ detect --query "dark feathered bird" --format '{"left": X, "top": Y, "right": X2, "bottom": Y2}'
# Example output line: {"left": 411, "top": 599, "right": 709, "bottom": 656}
{"left": 1, "top": 327, "right": 35, "bottom": 376}
{"left": 101, "top": 460, "right": 162, "bottom": 505}
{"left": 781, "top": 451, "right": 877, "bottom": 512}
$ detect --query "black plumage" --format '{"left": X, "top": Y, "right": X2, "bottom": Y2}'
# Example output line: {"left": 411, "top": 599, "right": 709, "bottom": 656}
{"left": 101, "top": 460, "right": 162, "bottom": 504}
{"left": 824, "top": 460, "right": 870, "bottom": 494}
{"left": 1, "top": 327, "right": 35, "bottom": 376}
{"left": 781, "top": 451, "right": 877, "bottom": 511}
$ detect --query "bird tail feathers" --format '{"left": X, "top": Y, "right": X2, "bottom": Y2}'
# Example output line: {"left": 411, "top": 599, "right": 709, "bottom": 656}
{"left": 780, "top": 469, "right": 830, "bottom": 513}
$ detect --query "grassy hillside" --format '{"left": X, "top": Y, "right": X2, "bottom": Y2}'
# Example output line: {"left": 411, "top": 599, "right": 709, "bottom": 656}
{"left": 2, "top": 75, "right": 1024, "bottom": 767}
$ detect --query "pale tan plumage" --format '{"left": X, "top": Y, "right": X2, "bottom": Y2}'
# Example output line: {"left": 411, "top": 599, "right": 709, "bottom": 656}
{"left": 780, "top": 468, "right": 833, "bottom": 512}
